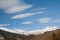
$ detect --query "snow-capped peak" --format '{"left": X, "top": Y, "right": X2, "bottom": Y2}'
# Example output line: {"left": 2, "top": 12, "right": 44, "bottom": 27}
{"left": 28, "top": 26, "right": 58, "bottom": 35}
{"left": 43, "top": 26, "right": 58, "bottom": 32}
{"left": 0, "top": 26, "right": 58, "bottom": 35}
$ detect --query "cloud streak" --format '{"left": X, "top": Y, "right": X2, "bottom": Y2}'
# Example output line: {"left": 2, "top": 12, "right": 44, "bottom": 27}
{"left": 0, "top": 0, "right": 20, "bottom": 9}
{"left": 28, "top": 8, "right": 47, "bottom": 12}
{"left": 0, "top": 0, "right": 32, "bottom": 13}
{"left": 38, "top": 18, "right": 51, "bottom": 23}
{"left": 6, "top": 5, "right": 32, "bottom": 13}
{"left": 38, "top": 17, "right": 60, "bottom": 23}
{"left": 12, "top": 12, "right": 43, "bottom": 19}
{"left": 0, "top": 24, "right": 10, "bottom": 26}
{"left": 22, "top": 21, "right": 32, "bottom": 25}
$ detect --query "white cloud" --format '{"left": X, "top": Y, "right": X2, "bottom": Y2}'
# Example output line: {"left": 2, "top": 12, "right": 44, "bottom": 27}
{"left": 52, "top": 19, "right": 60, "bottom": 22}
{"left": 12, "top": 12, "right": 43, "bottom": 19}
{"left": 38, "top": 18, "right": 51, "bottom": 23}
{"left": 22, "top": 21, "right": 32, "bottom": 25}
{"left": 0, "top": 0, "right": 32, "bottom": 13}
{"left": 33, "top": 8, "right": 47, "bottom": 10}
{"left": 0, "top": 26, "right": 58, "bottom": 35}
{"left": 0, "top": 24, "right": 10, "bottom": 26}
{"left": 38, "top": 17, "right": 60, "bottom": 23}
{"left": 28, "top": 8, "right": 47, "bottom": 12}
{"left": 6, "top": 5, "right": 32, "bottom": 13}
{"left": 0, "top": 0, "right": 20, "bottom": 9}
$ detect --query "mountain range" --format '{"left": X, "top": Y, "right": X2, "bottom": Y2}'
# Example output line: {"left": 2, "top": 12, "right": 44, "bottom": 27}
{"left": 0, "top": 27, "right": 60, "bottom": 40}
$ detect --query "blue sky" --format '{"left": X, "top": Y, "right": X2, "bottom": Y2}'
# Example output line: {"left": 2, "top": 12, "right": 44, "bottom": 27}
{"left": 0, "top": 0, "right": 60, "bottom": 31}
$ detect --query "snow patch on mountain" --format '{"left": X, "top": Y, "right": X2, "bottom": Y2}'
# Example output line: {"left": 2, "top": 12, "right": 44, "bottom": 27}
{"left": 29, "top": 26, "right": 58, "bottom": 35}
{"left": 0, "top": 26, "right": 58, "bottom": 35}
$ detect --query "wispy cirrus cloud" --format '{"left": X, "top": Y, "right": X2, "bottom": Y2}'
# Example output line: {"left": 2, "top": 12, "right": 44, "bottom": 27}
{"left": 0, "top": 0, "right": 21, "bottom": 9}
{"left": 0, "top": 24, "right": 10, "bottom": 26}
{"left": 6, "top": 5, "right": 32, "bottom": 13}
{"left": 12, "top": 12, "right": 43, "bottom": 19}
{"left": 51, "top": 19, "right": 60, "bottom": 22}
{"left": 38, "top": 17, "right": 60, "bottom": 23}
{"left": 0, "top": 0, "right": 32, "bottom": 13}
{"left": 38, "top": 18, "right": 51, "bottom": 23}
{"left": 27, "top": 8, "right": 47, "bottom": 12}
{"left": 22, "top": 21, "right": 32, "bottom": 25}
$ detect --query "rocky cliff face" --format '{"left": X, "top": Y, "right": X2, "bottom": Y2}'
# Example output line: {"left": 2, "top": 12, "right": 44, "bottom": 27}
{"left": 0, "top": 29, "right": 60, "bottom": 40}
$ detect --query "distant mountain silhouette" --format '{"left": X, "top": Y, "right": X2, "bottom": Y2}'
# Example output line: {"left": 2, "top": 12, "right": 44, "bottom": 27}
{"left": 0, "top": 29, "right": 60, "bottom": 40}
